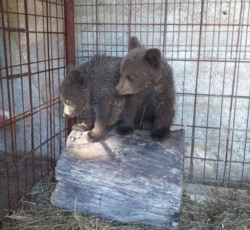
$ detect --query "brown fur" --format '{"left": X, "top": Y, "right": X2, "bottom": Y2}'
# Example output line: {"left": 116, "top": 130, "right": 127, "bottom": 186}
{"left": 60, "top": 55, "right": 125, "bottom": 142}
{"left": 115, "top": 37, "right": 175, "bottom": 140}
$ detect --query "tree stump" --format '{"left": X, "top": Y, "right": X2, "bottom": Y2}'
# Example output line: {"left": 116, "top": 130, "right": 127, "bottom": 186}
{"left": 51, "top": 129, "right": 184, "bottom": 229}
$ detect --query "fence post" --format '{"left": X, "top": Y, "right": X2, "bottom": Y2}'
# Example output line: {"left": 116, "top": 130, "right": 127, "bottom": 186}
{"left": 64, "top": 0, "right": 76, "bottom": 135}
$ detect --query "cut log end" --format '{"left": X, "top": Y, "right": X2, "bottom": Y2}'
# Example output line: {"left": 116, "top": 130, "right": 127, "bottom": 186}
{"left": 51, "top": 129, "right": 184, "bottom": 229}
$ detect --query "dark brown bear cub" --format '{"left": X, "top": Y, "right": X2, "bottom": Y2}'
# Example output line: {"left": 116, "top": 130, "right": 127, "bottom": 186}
{"left": 115, "top": 37, "right": 175, "bottom": 140}
{"left": 60, "top": 55, "right": 124, "bottom": 142}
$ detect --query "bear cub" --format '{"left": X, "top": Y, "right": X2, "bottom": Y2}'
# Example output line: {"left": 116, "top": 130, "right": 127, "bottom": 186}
{"left": 115, "top": 36, "right": 175, "bottom": 140}
{"left": 60, "top": 55, "right": 124, "bottom": 141}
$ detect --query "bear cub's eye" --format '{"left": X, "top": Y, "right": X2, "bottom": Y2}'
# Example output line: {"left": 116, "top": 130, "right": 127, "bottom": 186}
{"left": 126, "top": 75, "right": 134, "bottom": 81}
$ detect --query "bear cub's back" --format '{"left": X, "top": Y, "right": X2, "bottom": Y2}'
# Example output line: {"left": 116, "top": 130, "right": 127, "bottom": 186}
{"left": 79, "top": 55, "right": 122, "bottom": 93}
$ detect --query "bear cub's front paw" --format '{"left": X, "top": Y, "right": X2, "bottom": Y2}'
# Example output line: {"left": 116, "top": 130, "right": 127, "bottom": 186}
{"left": 72, "top": 123, "right": 89, "bottom": 132}
{"left": 88, "top": 129, "right": 103, "bottom": 142}
{"left": 150, "top": 128, "right": 170, "bottom": 141}
{"left": 117, "top": 124, "right": 134, "bottom": 135}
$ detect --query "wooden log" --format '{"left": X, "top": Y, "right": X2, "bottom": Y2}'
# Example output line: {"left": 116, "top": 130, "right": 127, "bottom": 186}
{"left": 51, "top": 129, "right": 184, "bottom": 229}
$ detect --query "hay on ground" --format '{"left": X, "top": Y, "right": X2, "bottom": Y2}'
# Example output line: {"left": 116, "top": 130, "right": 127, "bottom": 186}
{"left": 1, "top": 171, "right": 155, "bottom": 230}
{"left": 1, "top": 171, "right": 250, "bottom": 230}
{"left": 180, "top": 183, "right": 250, "bottom": 230}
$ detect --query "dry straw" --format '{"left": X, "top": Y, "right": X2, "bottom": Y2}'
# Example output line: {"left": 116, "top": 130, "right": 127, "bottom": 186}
{"left": 1, "top": 171, "right": 250, "bottom": 230}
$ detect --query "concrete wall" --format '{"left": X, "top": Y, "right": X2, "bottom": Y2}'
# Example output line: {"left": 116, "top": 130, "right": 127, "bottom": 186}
{"left": 74, "top": 0, "right": 250, "bottom": 184}
{"left": 0, "top": 0, "right": 249, "bottom": 184}
{"left": 0, "top": 0, "right": 66, "bottom": 160}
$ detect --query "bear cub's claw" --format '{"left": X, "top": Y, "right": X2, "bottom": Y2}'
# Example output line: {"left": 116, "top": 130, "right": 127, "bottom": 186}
{"left": 117, "top": 125, "right": 134, "bottom": 136}
{"left": 87, "top": 130, "right": 102, "bottom": 142}
{"left": 150, "top": 128, "right": 170, "bottom": 141}
{"left": 72, "top": 123, "right": 89, "bottom": 132}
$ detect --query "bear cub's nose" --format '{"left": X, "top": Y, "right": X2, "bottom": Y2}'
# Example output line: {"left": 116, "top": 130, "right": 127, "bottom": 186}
{"left": 63, "top": 113, "right": 70, "bottom": 118}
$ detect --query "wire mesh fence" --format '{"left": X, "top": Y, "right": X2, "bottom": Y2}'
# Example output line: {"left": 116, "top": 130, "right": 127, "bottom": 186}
{"left": 0, "top": 0, "right": 250, "bottom": 223}
{"left": 74, "top": 0, "right": 250, "bottom": 187}
{"left": 0, "top": 0, "right": 66, "bottom": 219}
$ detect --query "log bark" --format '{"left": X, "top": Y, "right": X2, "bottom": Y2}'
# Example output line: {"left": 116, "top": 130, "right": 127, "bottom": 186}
{"left": 51, "top": 129, "right": 184, "bottom": 229}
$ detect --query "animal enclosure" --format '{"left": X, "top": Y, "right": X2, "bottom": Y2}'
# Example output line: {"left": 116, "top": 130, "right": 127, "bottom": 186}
{"left": 0, "top": 0, "right": 66, "bottom": 219}
{"left": 0, "top": 0, "right": 250, "bottom": 223}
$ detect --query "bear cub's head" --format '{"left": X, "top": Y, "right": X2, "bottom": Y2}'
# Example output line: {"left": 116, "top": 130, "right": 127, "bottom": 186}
{"left": 60, "top": 64, "right": 90, "bottom": 118}
{"left": 115, "top": 37, "right": 162, "bottom": 95}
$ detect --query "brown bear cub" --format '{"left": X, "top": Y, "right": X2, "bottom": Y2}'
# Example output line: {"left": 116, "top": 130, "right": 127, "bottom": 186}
{"left": 60, "top": 55, "right": 125, "bottom": 142}
{"left": 115, "top": 37, "right": 175, "bottom": 140}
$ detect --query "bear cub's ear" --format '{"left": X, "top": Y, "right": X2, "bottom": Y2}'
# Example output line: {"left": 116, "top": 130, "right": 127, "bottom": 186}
{"left": 66, "top": 64, "right": 84, "bottom": 84}
{"left": 66, "top": 64, "right": 76, "bottom": 74}
{"left": 144, "top": 48, "right": 161, "bottom": 69}
{"left": 68, "top": 69, "right": 84, "bottom": 84}
{"left": 129, "top": 36, "right": 141, "bottom": 51}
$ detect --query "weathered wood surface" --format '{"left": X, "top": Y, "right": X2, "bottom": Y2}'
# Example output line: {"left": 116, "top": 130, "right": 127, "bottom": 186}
{"left": 51, "top": 129, "right": 184, "bottom": 229}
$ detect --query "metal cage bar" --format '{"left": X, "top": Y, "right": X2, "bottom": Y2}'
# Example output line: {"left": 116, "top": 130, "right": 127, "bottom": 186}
{"left": 73, "top": 0, "right": 250, "bottom": 188}
{"left": 0, "top": 0, "right": 67, "bottom": 220}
